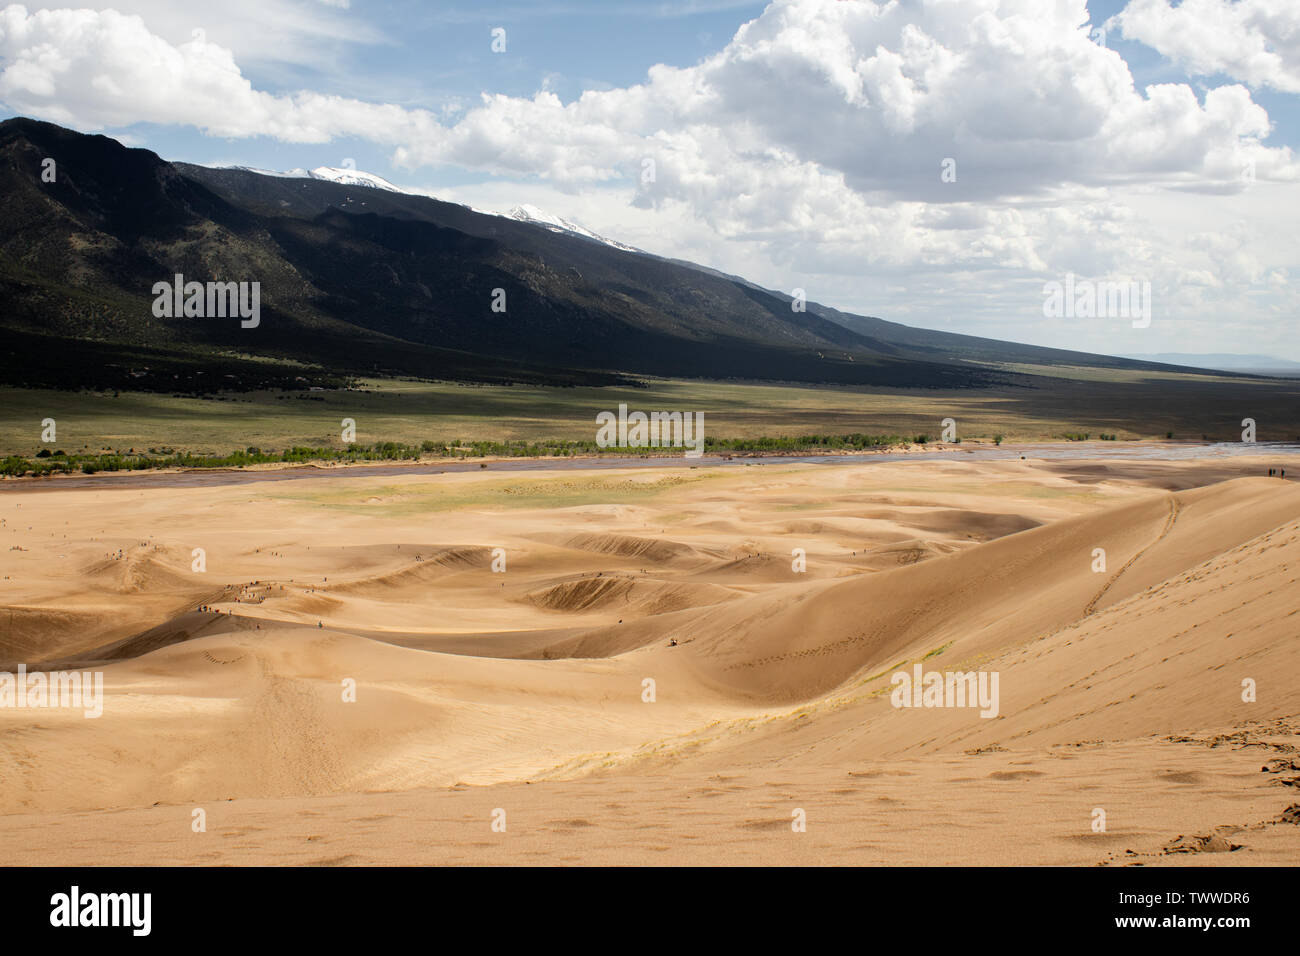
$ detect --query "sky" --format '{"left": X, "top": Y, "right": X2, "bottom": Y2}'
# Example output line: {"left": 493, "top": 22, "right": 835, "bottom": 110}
{"left": 1, "top": 0, "right": 1298, "bottom": 360}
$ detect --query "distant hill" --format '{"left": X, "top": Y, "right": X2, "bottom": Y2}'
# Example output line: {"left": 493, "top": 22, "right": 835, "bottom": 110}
{"left": 0, "top": 117, "right": 1213, "bottom": 394}
{"left": 1122, "top": 353, "right": 1300, "bottom": 377}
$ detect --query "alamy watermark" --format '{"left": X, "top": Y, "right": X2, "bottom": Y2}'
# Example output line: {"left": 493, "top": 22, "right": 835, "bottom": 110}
{"left": 890, "top": 663, "right": 999, "bottom": 718}
{"left": 151, "top": 273, "right": 260, "bottom": 328}
{"left": 50, "top": 886, "right": 150, "bottom": 936}
{"left": 1042, "top": 273, "right": 1151, "bottom": 328}
{"left": 0, "top": 665, "right": 103, "bottom": 718}
{"left": 596, "top": 403, "right": 704, "bottom": 458}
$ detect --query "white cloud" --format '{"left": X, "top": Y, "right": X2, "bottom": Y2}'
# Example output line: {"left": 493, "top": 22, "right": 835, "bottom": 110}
{"left": 0, "top": 6, "right": 414, "bottom": 139}
{"left": 4, "top": 1, "right": 1291, "bottom": 190}
{"left": 386, "top": 0, "right": 1298, "bottom": 218}
{"left": 15, "top": 0, "right": 382, "bottom": 69}
{"left": 1113, "top": 0, "right": 1300, "bottom": 94}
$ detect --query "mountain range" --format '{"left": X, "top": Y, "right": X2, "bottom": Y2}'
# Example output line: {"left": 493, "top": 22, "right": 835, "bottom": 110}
{"left": 0, "top": 116, "right": 1212, "bottom": 395}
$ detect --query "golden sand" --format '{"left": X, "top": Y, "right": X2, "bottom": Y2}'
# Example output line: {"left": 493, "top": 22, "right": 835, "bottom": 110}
{"left": 1, "top": 454, "right": 1296, "bottom": 864}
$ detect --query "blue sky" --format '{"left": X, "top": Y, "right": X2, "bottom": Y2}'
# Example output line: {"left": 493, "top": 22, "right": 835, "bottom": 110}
{"left": 2, "top": 0, "right": 1297, "bottom": 359}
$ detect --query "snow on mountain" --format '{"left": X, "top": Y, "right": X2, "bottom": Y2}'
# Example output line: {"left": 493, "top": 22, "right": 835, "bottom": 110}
{"left": 211, "top": 164, "right": 307, "bottom": 179}
{"left": 204, "top": 165, "right": 642, "bottom": 254}
{"left": 206, "top": 163, "right": 408, "bottom": 193}
{"left": 306, "top": 166, "right": 409, "bottom": 193}
{"left": 505, "top": 204, "right": 643, "bottom": 254}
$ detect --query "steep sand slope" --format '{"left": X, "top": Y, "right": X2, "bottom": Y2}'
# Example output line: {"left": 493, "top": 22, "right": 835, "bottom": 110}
{"left": 659, "top": 478, "right": 1300, "bottom": 702}
{"left": 607, "top": 501, "right": 1300, "bottom": 776}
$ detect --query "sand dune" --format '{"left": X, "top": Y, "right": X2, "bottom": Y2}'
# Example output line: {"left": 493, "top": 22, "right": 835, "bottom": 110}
{"left": 324, "top": 546, "right": 495, "bottom": 593}
{"left": 0, "top": 453, "right": 1296, "bottom": 864}
{"left": 525, "top": 574, "right": 738, "bottom": 615}
{"left": 558, "top": 532, "right": 711, "bottom": 566}
{"left": 665, "top": 477, "right": 1300, "bottom": 702}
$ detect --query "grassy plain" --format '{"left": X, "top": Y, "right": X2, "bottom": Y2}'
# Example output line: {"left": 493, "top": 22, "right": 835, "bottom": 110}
{"left": 2, "top": 364, "right": 1299, "bottom": 458}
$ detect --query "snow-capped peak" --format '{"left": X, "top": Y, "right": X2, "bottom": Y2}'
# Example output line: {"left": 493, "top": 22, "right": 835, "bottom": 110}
{"left": 204, "top": 162, "right": 409, "bottom": 194}
{"left": 206, "top": 164, "right": 303, "bottom": 179}
{"left": 199, "top": 164, "right": 642, "bottom": 254}
{"left": 506, "top": 204, "right": 641, "bottom": 253}
{"left": 306, "top": 166, "right": 408, "bottom": 194}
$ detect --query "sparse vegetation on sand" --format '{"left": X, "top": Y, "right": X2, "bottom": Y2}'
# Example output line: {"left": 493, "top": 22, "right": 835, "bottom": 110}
{"left": 4, "top": 366, "right": 1298, "bottom": 467}
{"left": 2, "top": 433, "right": 917, "bottom": 477}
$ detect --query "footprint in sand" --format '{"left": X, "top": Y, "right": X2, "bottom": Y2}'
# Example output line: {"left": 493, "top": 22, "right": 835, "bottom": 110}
{"left": 201, "top": 650, "right": 246, "bottom": 665}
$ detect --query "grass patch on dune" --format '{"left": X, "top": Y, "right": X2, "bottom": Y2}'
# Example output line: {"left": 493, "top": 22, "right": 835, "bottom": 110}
{"left": 858, "top": 660, "right": 911, "bottom": 687}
